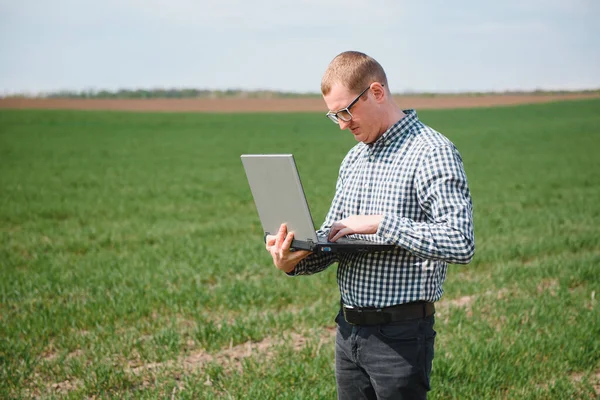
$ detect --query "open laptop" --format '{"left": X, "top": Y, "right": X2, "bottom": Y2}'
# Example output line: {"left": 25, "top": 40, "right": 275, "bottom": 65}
{"left": 241, "top": 154, "right": 395, "bottom": 253}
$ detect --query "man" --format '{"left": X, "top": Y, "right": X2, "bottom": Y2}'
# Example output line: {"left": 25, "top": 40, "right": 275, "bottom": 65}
{"left": 266, "top": 51, "right": 475, "bottom": 399}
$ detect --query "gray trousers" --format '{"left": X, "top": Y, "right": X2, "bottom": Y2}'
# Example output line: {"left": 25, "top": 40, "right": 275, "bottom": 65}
{"left": 335, "top": 310, "right": 436, "bottom": 400}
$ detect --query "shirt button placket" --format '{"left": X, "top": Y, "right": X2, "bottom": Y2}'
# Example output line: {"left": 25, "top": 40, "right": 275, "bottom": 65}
{"left": 364, "top": 153, "right": 372, "bottom": 208}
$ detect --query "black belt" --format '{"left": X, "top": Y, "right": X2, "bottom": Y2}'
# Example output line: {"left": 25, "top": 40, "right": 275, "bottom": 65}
{"left": 342, "top": 301, "right": 435, "bottom": 326}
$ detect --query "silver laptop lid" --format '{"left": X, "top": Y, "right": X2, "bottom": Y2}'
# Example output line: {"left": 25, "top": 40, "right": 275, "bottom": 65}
{"left": 241, "top": 154, "right": 319, "bottom": 243}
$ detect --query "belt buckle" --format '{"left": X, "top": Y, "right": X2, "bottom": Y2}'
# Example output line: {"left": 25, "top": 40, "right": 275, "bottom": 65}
{"left": 342, "top": 305, "right": 358, "bottom": 325}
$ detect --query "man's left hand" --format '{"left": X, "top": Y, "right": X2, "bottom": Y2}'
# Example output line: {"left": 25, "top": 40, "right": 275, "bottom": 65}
{"left": 328, "top": 215, "right": 383, "bottom": 242}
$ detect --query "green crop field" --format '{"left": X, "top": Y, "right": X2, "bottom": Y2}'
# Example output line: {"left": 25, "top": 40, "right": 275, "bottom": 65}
{"left": 1, "top": 99, "right": 599, "bottom": 399}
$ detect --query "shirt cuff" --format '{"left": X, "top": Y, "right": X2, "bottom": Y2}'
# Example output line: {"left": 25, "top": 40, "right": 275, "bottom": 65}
{"left": 377, "top": 214, "right": 406, "bottom": 243}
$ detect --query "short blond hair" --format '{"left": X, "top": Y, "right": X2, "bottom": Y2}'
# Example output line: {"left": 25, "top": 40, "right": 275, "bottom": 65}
{"left": 321, "top": 51, "right": 388, "bottom": 96}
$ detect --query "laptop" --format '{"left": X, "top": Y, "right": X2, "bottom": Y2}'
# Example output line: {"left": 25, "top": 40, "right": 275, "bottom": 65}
{"left": 241, "top": 154, "right": 395, "bottom": 253}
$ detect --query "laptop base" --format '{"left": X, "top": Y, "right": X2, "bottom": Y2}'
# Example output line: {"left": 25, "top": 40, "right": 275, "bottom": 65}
{"left": 290, "top": 238, "right": 394, "bottom": 253}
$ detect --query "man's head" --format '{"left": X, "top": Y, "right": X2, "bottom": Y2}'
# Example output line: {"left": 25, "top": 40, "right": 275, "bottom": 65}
{"left": 321, "top": 51, "right": 399, "bottom": 144}
{"left": 321, "top": 51, "right": 388, "bottom": 96}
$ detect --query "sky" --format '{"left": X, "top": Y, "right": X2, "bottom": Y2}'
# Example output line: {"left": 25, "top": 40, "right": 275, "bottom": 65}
{"left": 1, "top": 0, "right": 599, "bottom": 95}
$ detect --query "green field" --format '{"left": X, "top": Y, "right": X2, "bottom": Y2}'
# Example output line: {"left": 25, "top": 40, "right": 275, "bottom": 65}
{"left": 1, "top": 99, "right": 599, "bottom": 399}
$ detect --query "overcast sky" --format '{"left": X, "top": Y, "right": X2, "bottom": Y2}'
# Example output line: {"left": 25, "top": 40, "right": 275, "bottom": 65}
{"left": 1, "top": 0, "right": 599, "bottom": 94}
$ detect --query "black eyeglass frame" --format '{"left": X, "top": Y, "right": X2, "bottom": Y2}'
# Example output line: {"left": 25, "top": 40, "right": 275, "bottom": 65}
{"left": 325, "top": 83, "right": 384, "bottom": 124}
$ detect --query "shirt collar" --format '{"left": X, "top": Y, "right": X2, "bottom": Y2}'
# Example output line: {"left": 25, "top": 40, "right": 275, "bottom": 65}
{"left": 381, "top": 109, "right": 419, "bottom": 143}
{"left": 365, "top": 109, "right": 419, "bottom": 150}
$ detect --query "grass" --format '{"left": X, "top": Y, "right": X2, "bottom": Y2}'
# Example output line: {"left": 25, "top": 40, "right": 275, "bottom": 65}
{"left": 1, "top": 99, "right": 599, "bottom": 399}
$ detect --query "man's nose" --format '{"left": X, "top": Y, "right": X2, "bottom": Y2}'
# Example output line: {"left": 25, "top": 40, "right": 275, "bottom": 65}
{"left": 339, "top": 119, "right": 351, "bottom": 130}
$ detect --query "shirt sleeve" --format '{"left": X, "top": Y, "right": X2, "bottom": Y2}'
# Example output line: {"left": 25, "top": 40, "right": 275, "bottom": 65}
{"left": 376, "top": 144, "right": 475, "bottom": 264}
{"left": 287, "top": 252, "right": 337, "bottom": 276}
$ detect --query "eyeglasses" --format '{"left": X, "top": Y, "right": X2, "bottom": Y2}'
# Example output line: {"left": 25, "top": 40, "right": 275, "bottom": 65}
{"left": 325, "top": 83, "right": 384, "bottom": 124}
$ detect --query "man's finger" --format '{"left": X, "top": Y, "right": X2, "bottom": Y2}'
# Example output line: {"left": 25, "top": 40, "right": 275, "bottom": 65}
{"left": 275, "top": 224, "right": 287, "bottom": 248}
{"left": 330, "top": 227, "right": 352, "bottom": 242}
{"left": 283, "top": 232, "right": 294, "bottom": 245}
{"left": 328, "top": 225, "right": 339, "bottom": 240}
{"left": 283, "top": 231, "right": 295, "bottom": 250}
{"left": 328, "top": 222, "right": 346, "bottom": 240}
{"left": 265, "top": 234, "right": 276, "bottom": 249}
{"left": 278, "top": 231, "right": 293, "bottom": 258}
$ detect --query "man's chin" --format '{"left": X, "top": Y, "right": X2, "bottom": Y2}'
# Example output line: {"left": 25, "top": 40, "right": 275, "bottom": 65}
{"left": 352, "top": 131, "right": 365, "bottom": 142}
{"left": 355, "top": 134, "right": 374, "bottom": 144}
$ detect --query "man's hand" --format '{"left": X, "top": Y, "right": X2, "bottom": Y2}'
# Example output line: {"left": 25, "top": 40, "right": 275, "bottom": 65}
{"left": 328, "top": 215, "right": 383, "bottom": 242}
{"left": 266, "top": 224, "right": 312, "bottom": 273}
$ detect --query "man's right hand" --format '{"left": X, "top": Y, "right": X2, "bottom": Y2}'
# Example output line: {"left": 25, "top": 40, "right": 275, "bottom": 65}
{"left": 265, "top": 224, "right": 312, "bottom": 273}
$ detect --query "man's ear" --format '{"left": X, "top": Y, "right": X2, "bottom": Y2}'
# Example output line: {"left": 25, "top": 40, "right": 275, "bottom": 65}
{"left": 371, "top": 82, "right": 386, "bottom": 102}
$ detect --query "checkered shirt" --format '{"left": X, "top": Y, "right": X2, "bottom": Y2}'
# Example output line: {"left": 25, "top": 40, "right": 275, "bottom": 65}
{"left": 290, "top": 109, "right": 475, "bottom": 308}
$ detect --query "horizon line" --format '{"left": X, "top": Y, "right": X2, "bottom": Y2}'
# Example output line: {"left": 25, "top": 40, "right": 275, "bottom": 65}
{"left": 2, "top": 87, "right": 600, "bottom": 99}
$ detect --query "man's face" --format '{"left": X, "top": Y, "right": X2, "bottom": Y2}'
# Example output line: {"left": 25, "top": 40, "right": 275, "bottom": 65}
{"left": 323, "top": 83, "right": 382, "bottom": 144}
